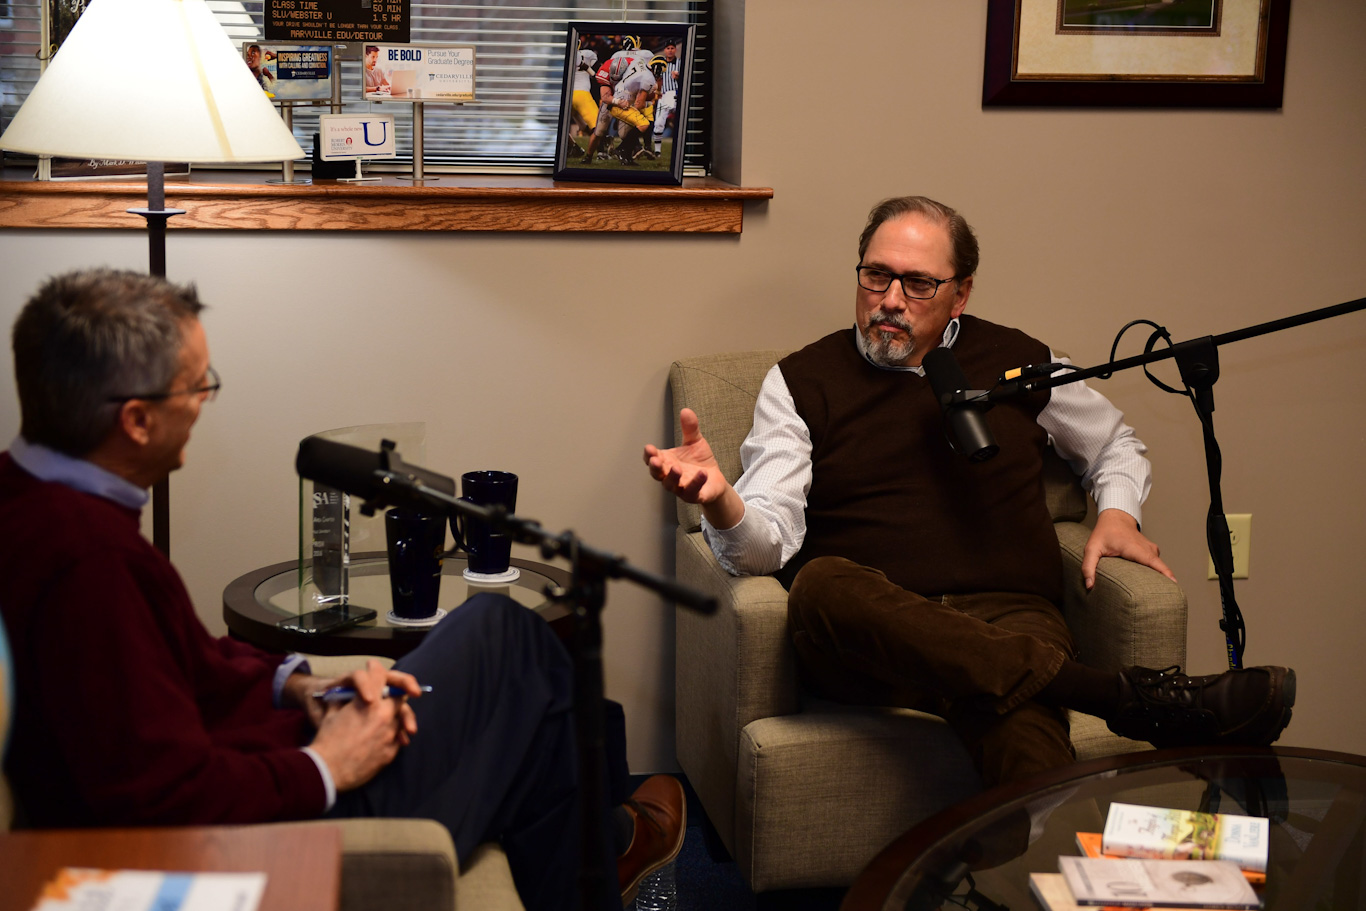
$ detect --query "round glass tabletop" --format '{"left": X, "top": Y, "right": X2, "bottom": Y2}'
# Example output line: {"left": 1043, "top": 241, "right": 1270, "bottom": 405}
{"left": 223, "top": 552, "right": 571, "bottom": 658}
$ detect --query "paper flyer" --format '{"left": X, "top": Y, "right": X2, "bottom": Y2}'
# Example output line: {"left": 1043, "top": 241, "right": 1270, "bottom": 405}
{"left": 243, "top": 43, "right": 334, "bottom": 101}
{"left": 31, "top": 868, "right": 266, "bottom": 911}
{"left": 363, "top": 44, "right": 475, "bottom": 101}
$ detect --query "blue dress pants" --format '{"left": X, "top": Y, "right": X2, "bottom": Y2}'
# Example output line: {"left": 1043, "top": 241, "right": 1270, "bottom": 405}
{"left": 329, "top": 592, "right": 627, "bottom": 911}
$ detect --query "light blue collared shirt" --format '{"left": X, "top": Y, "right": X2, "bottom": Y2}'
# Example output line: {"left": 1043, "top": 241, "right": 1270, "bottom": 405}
{"left": 9, "top": 436, "right": 149, "bottom": 509}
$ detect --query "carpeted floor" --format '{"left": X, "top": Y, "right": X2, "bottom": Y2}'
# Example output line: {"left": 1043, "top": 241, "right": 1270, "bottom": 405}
{"left": 633, "top": 774, "right": 847, "bottom": 911}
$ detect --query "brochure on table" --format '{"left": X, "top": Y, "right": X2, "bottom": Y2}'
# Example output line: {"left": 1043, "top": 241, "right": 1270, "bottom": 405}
{"left": 1102, "top": 802, "right": 1269, "bottom": 872}
{"left": 30, "top": 869, "right": 266, "bottom": 911}
{"left": 363, "top": 44, "right": 475, "bottom": 102}
{"left": 1057, "top": 856, "right": 1260, "bottom": 909}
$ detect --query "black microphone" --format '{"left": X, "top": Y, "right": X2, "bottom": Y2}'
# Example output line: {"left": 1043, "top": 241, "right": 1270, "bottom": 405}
{"left": 295, "top": 437, "right": 456, "bottom": 514}
{"left": 922, "top": 347, "right": 999, "bottom": 463}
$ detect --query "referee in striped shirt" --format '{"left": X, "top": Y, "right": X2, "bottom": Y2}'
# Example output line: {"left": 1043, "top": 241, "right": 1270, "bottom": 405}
{"left": 651, "top": 39, "right": 682, "bottom": 158}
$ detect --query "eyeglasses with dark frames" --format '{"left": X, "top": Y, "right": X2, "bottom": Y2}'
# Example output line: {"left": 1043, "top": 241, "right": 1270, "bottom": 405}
{"left": 855, "top": 265, "right": 957, "bottom": 300}
{"left": 107, "top": 365, "right": 222, "bottom": 404}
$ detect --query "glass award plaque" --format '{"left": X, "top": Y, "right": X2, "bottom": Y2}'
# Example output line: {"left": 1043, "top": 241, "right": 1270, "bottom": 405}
{"left": 297, "top": 422, "right": 429, "bottom": 614}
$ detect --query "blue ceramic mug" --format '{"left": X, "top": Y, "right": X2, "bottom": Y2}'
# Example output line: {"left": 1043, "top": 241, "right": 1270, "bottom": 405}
{"left": 451, "top": 470, "right": 518, "bottom": 576}
{"left": 385, "top": 507, "right": 445, "bottom": 620}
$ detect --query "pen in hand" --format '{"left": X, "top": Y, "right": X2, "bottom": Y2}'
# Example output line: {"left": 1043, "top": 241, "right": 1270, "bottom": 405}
{"left": 313, "top": 684, "right": 433, "bottom": 704}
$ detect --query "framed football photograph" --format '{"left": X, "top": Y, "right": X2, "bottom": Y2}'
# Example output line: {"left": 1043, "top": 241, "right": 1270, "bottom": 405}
{"left": 552, "top": 22, "right": 694, "bottom": 186}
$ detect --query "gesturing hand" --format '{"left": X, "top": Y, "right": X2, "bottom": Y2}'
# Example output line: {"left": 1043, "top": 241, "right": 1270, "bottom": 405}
{"left": 643, "top": 408, "right": 728, "bottom": 504}
{"left": 643, "top": 408, "right": 746, "bottom": 531}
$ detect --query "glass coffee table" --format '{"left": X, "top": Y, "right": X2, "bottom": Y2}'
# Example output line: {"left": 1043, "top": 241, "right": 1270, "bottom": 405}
{"left": 842, "top": 745, "right": 1366, "bottom": 911}
{"left": 223, "top": 551, "right": 571, "bottom": 658}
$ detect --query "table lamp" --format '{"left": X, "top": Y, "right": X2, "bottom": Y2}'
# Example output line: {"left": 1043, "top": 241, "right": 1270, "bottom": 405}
{"left": 0, "top": 0, "right": 304, "bottom": 555}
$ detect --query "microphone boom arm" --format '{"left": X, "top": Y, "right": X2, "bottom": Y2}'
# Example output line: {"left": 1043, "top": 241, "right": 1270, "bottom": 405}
{"left": 341, "top": 445, "right": 717, "bottom": 911}
{"left": 1001, "top": 294, "right": 1366, "bottom": 671}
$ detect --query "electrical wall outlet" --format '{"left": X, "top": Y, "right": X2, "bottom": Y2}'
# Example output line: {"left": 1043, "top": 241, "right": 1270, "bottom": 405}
{"left": 1207, "top": 513, "right": 1251, "bottom": 580}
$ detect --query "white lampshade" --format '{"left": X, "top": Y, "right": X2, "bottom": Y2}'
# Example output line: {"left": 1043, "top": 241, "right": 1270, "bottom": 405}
{"left": 0, "top": 0, "right": 304, "bottom": 163}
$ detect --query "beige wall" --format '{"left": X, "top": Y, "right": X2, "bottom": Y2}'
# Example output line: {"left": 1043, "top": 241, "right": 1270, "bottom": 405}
{"left": 2, "top": 2, "right": 1364, "bottom": 769}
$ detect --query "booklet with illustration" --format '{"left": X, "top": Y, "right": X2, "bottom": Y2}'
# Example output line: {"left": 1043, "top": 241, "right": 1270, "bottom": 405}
{"left": 1030, "top": 872, "right": 1213, "bottom": 911}
{"left": 1102, "top": 802, "right": 1269, "bottom": 873}
{"left": 30, "top": 868, "right": 266, "bottom": 911}
{"left": 1058, "top": 856, "right": 1261, "bottom": 909}
{"left": 1077, "top": 832, "right": 1265, "bottom": 885}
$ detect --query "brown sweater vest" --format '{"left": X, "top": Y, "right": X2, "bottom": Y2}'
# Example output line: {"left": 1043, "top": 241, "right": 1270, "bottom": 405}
{"left": 775, "top": 317, "right": 1063, "bottom": 602}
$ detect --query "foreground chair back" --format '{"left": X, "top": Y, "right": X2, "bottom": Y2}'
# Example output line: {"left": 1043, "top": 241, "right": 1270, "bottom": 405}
{"left": 669, "top": 349, "right": 1189, "bottom": 892}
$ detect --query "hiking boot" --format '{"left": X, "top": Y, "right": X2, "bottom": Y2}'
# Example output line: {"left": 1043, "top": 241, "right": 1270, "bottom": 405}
{"left": 1108, "top": 665, "right": 1296, "bottom": 748}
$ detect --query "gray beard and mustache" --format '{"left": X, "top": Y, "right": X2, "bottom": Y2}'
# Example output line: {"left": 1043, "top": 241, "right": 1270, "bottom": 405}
{"left": 861, "top": 313, "right": 917, "bottom": 367}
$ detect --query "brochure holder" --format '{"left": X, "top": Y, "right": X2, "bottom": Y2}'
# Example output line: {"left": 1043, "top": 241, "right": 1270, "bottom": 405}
{"left": 361, "top": 43, "right": 476, "bottom": 183}
{"left": 318, "top": 113, "right": 396, "bottom": 183}
{"left": 243, "top": 42, "right": 335, "bottom": 186}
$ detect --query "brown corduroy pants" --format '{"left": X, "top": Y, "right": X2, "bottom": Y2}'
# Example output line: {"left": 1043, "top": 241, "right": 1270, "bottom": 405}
{"left": 787, "top": 555, "right": 1078, "bottom": 787}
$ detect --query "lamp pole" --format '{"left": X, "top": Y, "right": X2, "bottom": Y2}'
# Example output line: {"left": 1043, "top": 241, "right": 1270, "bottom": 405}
{"left": 126, "top": 160, "right": 186, "bottom": 556}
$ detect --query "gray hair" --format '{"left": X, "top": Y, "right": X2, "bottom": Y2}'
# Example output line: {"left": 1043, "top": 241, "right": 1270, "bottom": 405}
{"left": 857, "top": 196, "right": 981, "bottom": 280}
{"left": 13, "top": 268, "right": 205, "bottom": 456}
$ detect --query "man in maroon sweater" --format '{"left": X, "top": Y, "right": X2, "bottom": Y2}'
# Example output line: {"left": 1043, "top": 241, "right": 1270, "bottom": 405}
{"left": 1, "top": 269, "right": 683, "bottom": 911}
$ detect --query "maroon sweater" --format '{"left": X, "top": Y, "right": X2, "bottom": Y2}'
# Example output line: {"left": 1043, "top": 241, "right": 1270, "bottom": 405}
{"left": 775, "top": 318, "right": 1063, "bottom": 601}
{"left": 0, "top": 454, "right": 326, "bottom": 827}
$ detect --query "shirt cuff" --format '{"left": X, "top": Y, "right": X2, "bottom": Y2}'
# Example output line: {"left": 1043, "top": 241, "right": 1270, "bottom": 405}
{"left": 702, "top": 504, "right": 784, "bottom": 576}
{"left": 301, "top": 746, "right": 338, "bottom": 811}
{"left": 1093, "top": 490, "right": 1144, "bottom": 528}
{"left": 272, "top": 654, "right": 312, "bottom": 709}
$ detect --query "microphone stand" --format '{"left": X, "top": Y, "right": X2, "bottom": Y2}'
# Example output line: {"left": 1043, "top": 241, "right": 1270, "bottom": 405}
{"left": 355, "top": 441, "right": 717, "bottom": 911}
{"left": 994, "top": 295, "right": 1366, "bottom": 670}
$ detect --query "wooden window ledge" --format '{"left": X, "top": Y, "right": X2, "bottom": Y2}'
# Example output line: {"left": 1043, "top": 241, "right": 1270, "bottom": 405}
{"left": 0, "top": 172, "right": 774, "bottom": 234}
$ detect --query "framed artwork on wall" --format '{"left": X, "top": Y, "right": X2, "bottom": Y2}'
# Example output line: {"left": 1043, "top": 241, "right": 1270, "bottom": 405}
{"left": 552, "top": 22, "right": 694, "bottom": 186}
{"left": 983, "top": 0, "right": 1292, "bottom": 108}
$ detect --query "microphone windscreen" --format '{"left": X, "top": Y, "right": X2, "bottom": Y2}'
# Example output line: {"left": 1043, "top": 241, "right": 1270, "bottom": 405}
{"left": 296, "top": 437, "right": 457, "bottom": 508}
{"left": 296, "top": 437, "right": 381, "bottom": 496}
{"left": 922, "top": 346, "right": 969, "bottom": 406}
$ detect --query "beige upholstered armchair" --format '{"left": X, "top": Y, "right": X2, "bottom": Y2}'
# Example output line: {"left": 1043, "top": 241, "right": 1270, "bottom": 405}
{"left": 0, "top": 650, "right": 523, "bottom": 911}
{"left": 669, "top": 350, "right": 1188, "bottom": 894}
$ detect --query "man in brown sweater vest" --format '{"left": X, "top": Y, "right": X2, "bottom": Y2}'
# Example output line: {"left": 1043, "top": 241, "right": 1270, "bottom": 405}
{"left": 645, "top": 196, "right": 1295, "bottom": 788}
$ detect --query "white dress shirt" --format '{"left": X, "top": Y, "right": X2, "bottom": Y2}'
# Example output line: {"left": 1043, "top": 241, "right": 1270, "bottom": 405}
{"left": 702, "top": 320, "right": 1153, "bottom": 576}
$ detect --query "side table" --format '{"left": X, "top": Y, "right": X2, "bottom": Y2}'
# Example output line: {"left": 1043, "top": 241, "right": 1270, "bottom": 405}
{"left": 224, "top": 552, "right": 570, "bottom": 658}
{"left": 0, "top": 824, "right": 342, "bottom": 911}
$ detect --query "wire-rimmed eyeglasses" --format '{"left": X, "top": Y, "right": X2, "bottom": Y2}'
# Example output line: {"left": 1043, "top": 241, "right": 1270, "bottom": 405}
{"left": 855, "top": 265, "right": 957, "bottom": 300}
{"left": 107, "top": 365, "right": 222, "bottom": 404}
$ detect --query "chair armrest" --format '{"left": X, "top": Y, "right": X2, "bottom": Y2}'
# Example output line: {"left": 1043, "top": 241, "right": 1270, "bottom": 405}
{"left": 279, "top": 818, "right": 459, "bottom": 911}
{"left": 675, "top": 528, "right": 798, "bottom": 844}
{"left": 1054, "top": 522, "right": 1188, "bottom": 674}
{"left": 675, "top": 529, "right": 800, "bottom": 736}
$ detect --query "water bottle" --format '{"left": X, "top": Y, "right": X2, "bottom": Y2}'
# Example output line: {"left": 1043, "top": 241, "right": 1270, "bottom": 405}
{"left": 632, "top": 861, "right": 677, "bottom": 911}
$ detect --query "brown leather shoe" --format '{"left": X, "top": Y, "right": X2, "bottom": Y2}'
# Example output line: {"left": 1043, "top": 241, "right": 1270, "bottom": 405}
{"left": 1108, "top": 664, "right": 1296, "bottom": 748}
{"left": 617, "top": 774, "right": 686, "bottom": 907}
